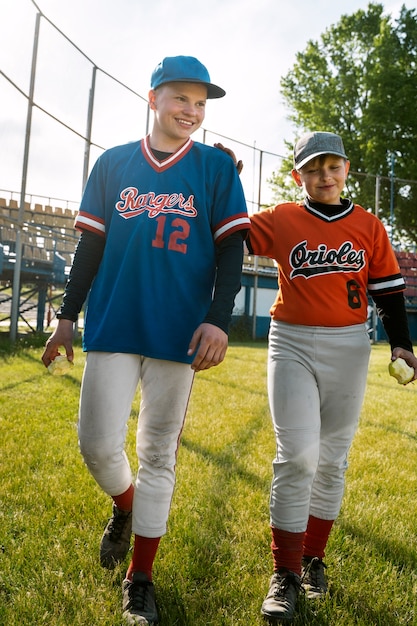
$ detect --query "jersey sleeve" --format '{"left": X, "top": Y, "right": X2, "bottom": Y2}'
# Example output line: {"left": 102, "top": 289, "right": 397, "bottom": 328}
{"left": 247, "top": 204, "right": 283, "bottom": 257}
{"left": 209, "top": 150, "right": 251, "bottom": 242}
{"left": 74, "top": 143, "right": 141, "bottom": 237}
{"left": 74, "top": 154, "right": 108, "bottom": 236}
{"left": 367, "top": 215, "right": 405, "bottom": 296}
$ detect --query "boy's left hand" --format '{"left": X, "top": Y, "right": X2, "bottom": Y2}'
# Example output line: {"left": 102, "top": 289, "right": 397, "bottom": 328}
{"left": 391, "top": 347, "right": 417, "bottom": 383}
{"left": 187, "top": 322, "right": 228, "bottom": 371}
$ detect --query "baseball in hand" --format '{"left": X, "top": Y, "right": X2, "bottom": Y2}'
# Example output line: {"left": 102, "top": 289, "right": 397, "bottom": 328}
{"left": 48, "top": 354, "right": 74, "bottom": 376}
{"left": 388, "top": 357, "right": 414, "bottom": 385}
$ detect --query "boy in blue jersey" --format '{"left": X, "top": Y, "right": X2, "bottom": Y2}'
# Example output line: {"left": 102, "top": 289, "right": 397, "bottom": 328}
{"left": 42, "top": 55, "right": 250, "bottom": 625}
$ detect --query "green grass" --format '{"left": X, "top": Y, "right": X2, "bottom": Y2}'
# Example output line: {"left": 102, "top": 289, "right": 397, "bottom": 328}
{"left": 1, "top": 342, "right": 416, "bottom": 625}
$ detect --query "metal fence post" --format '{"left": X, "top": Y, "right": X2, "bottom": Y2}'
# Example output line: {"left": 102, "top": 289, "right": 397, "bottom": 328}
{"left": 10, "top": 12, "right": 41, "bottom": 342}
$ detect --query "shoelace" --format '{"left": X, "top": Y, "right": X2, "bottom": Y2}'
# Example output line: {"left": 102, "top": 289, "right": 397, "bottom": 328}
{"left": 108, "top": 510, "right": 129, "bottom": 541}
{"left": 128, "top": 579, "right": 154, "bottom": 611}
{"left": 301, "top": 556, "right": 327, "bottom": 586}
{"left": 275, "top": 572, "right": 303, "bottom": 598}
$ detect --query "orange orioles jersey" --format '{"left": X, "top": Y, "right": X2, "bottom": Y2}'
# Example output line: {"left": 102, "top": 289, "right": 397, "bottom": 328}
{"left": 248, "top": 199, "right": 405, "bottom": 327}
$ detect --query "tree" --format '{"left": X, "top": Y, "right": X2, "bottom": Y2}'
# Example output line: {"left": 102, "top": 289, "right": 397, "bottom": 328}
{"left": 270, "top": 3, "right": 417, "bottom": 246}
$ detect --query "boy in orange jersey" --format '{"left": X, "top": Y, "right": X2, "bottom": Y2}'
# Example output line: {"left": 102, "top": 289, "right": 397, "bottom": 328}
{"left": 247, "top": 131, "right": 417, "bottom": 623}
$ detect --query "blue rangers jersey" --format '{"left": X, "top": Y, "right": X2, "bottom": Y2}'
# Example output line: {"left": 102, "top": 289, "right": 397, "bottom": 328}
{"left": 75, "top": 136, "right": 250, "bottom": 363}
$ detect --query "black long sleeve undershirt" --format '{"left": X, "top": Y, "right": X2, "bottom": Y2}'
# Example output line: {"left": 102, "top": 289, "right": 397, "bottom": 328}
{"left": 57, "top": 229, "right": 245, "bottom": 334}
{"left": 203, "top": 231, "right": 244, "bottom": 333}
{"left": 56, "top": 230, "right": 105, "bottom": 322}
{"left": 372, "top": 292, "right": 413, "bottom": 352}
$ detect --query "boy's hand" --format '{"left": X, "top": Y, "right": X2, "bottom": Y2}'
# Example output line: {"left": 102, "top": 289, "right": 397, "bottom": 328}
{"left": 41, "top": 319, "right": 75, "bottom": 367}
{"left": 214, "top": 142, "right": 243, "bottom": 175}
{"left": 187, "top": 322, "right": 228, "bottom": 371}
{"left": 391, "top": 347, "right": 417, "bottom": 383}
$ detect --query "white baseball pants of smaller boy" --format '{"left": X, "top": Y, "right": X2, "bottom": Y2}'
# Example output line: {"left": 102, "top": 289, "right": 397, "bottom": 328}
{"left": 267, "top": 320, "right": 371, "bottom": 532}
{"left": 78, "top": 352, "right": 194, "bottom": 538}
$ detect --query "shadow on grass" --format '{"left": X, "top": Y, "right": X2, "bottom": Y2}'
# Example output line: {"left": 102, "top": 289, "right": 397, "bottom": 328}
{"left": 290, "top": 590, "right": 408, "bottom": 626}
{"left": 366, "top": 377, "right": 417, "bottom": 395}
{"left": 0, "top": 368, "right": 81, "bottom": 393}
{"left": 181, "top": 416, "right": 272, "bottom": 494}
{"left": 0, "top": 345, "right": 83, "bottom": 393}
{"left": 338, "top": 517, "right": 417, "bottom": 572}
{"left": 196, "top": 371, "right": 268, "bottom": 400}
{"left": 362, "top": 417, "right": 417, "bottom": 442}
{"left": 180, "top": 432, "right": 271, "bottom": 494}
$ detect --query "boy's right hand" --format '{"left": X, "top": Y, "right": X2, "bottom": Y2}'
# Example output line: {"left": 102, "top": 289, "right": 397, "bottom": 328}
{"left": 41, "top": 318, "right": 75, "bottom": 368}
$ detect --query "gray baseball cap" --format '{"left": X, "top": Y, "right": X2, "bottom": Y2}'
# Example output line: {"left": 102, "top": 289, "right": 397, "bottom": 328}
{"left": 294, "top": 131, "right": 347, "bottom": 169}
{"left": 150, "top": 56, "right": 226, "bottom": 99}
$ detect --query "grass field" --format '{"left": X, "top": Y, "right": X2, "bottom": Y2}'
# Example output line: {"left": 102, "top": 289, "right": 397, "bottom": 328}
{"left": 1, "top": 340, "right": 416, "bottom": 625}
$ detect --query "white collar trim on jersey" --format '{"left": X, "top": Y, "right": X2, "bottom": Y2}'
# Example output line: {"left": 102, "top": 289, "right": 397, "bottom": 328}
{"left": 143, "top": 135, "right": 193, "bottom": 170}
{"left": 304, "top": 197, "right": 354, "bottom": 221}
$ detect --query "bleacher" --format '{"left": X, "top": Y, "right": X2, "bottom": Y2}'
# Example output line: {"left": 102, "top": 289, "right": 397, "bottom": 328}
{"left": 0, "top": 197, "right": 79, "bottom": 333}
{"left": 243, "top": 253, "right": 277, "bottom": 275}
{"left": 0, "top": 197, "right": 78, "bottom": 285}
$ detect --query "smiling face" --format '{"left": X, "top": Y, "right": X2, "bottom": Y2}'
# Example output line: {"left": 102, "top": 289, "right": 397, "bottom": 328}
{"left": 291, "top": 154, "right": 350, "bottom": 205}
{"left": 148, "top": 82, "right": 207, "bottom": 152}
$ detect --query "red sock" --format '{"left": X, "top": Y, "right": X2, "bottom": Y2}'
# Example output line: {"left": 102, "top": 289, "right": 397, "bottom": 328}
{"left": 303, "top": 515, "right": 334, "bottom": 560}
{"left": 271, "top": 527, "right": 305, "bottom": 576}
{"left": 126, "top": 535, "right": 161, "bottom": 581}
{"left": 112, "top": 484, "right": 134, "bottom": 512}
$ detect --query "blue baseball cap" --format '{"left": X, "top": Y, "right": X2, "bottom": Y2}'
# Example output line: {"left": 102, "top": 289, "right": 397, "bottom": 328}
{"left": 150, "top": 56, "right": 226, "bottom": 99}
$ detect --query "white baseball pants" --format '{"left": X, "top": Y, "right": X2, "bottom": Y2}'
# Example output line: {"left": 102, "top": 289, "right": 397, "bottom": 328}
{"left": 267, "top": 320, "right": 371, "bottom": 532}
{"left": 78, "top": 352, "right": 194, "bottom": 538}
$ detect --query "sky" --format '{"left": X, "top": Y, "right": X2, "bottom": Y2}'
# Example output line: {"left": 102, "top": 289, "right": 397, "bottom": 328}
{"left": 1, "top": 0, "right": 415, "bottom": 209}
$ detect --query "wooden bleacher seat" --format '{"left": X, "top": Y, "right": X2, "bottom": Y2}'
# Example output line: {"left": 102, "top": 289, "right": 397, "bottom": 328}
{"left": 259, "top": 256, "right": 276, "bottom": 269}
{"left": 63, "top": 239, "right": 76, "bottom": 252}
{"left": 22, "top": 244, "right": 33, "bottom": 260}
{"left": 58, "top": 252, "right": 73, "bottom": 266}
{"left": 21, "top": 231, "right": 32, "bottom": 244}
{"left": 0, "top": 226, "right": 12, "bottom": 244}
{"left": 4, "top": 227, "right": 16, "bottom": 243}
{"left": 32, "top": 246, "right": 50, "bottom": 263}
{"left": 43, "top": 214, "right": 56, "bottom": 228}
{"left": 243, "top": 253, "right": 277, "bottom": 273}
